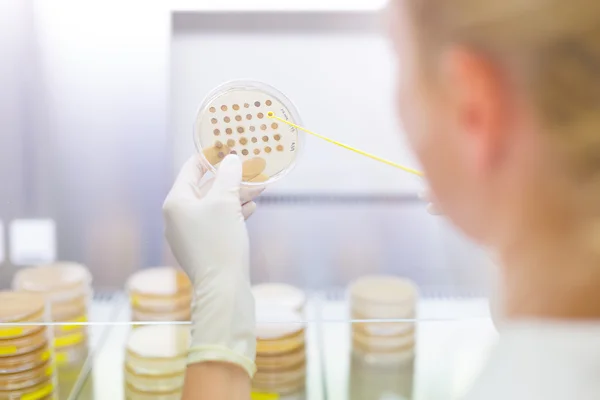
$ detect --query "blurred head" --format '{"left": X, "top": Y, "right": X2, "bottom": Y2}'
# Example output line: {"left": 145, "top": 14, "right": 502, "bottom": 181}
{"left": 391, "top": 0, "right": 600, "bottom": 249}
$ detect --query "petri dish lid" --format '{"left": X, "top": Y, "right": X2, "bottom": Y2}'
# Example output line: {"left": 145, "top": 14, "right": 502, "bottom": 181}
{"left": 0, "top": 292, "right": 46, "bottom": 324}
{"left": 253, "top": 361, "right": 306, "bottom": 384}
{"left": 194, "top": 80, "right": 303, "bottom": 186}
{"left": 252, "top": 284, "right": 306, "bottom": 312}
{"left": 0, "top": 346, "right": 51, "bottom": 374}
{"left": 127, "top": 325, "right": 191, "bottom": 359}
{"left": 127, "top": 267, "right": 191, "bottom": 297}
{"left": 125, "top": 365, "right": 185, "bottom": 393}
{"left": 256, "top": 308, "right": 304, "bottom": 340}
{"left": 50, "top": 296, "right": 89, "bottom": 322}
{"left": 125, "top": 383, "right": 182, "bottom": 400}
{"left": 0, "top": 330, "right": 49, "bottom": 358}
{"left": 131, "top": 307, "right": 191, "bottom": 323}
{"left": 255, "top": 345, "right": 306, "bottom": 371}
{"left": 0, "top": 378, "right": 55, "bottom": 400}
{"left": 349, "top": 275, "right": 418, "bottom": 306}
{"left": 352, "top": 328, "right": 415, "bottom": 352}
{"left": 13, "top": 263, "right": 92, "bottom": 301}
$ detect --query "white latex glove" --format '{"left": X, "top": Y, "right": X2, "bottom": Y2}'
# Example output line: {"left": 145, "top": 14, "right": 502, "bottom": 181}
{"left": 163, "top": 154, "right": 261, "bottom": 378}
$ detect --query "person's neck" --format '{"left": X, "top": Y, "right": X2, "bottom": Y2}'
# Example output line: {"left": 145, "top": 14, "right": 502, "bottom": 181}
{"left": 498, "top": 224, "right": 600, "bottom": 320}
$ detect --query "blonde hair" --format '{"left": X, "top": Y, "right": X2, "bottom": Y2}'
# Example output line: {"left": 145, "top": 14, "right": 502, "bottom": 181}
{"left": 406, "top": 0, "right": 600, "bottom": 182}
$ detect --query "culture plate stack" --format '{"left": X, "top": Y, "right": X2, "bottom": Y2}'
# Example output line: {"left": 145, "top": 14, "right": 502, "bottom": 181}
{"left": 0, "top": 292, "right": 57, "bottom": 400}
{"left": 124, "top": 325, "right": 189, "bottom": 400}
{"left": 127, "top": 267, "right": 192, "bottom": 323}
{"left": 13, "top": 263, "right": 93, "bottom": 368}
{"left": 349, "top": 275, "right": 418, "bottom": 366}
{"left": 252, "top": 284, "right": 306, "bottom": 397}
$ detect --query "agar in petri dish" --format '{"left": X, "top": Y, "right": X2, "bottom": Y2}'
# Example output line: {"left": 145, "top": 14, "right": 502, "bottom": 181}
{"left": 194, "top": 80, "right": 302, "bottom": 186}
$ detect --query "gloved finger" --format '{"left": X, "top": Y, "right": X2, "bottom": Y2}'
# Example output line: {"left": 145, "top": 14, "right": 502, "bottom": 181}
{"left": 203, "top": 145, "right": 231, "bottom": 166}
{"left": 211, "top": 154, "right": 243, "bottom": 194}
{"left": 242, "top": 201, "right": 257, "bottom": 220}
{"left": 168, "top": 155, "right": 207, "bottom": 200}
{"left": 240, "top": 186, "right": 265, "bottom": 205}
{"left": 242, "top": 157, "right": 267, "bottom": 181}
{"left": 196, "top": 177, "right": 264, "bottom": 204}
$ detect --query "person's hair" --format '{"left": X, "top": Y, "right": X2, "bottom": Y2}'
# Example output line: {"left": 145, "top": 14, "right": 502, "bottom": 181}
{"left": 406, "top": 0, "right": 600, "bottom": 184}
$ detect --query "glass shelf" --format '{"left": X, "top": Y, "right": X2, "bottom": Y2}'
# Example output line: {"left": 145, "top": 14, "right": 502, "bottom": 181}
{"left": 39, "top": 294, "right": 496, "bottom": 400}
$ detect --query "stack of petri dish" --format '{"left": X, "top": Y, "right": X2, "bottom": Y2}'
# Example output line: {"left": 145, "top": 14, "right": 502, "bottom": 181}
{"left": 127, "top": 267, "right": 192, "bottom": 324}
{"left": 252, "top": 284, "right": 307, "bottom": 397}
{"left": 0, "top": 292, "right": 57, "bottom": 400}
{"left": 13, "top": 263, "right": 93, "bottom": 368}
{"left": 124, "top": 325, "right": 189, "bottom": 400}
{"left": 349, "top": 275, "right": 418, "bottom": 366}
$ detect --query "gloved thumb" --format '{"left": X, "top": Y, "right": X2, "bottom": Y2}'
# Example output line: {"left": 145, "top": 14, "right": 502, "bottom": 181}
{"left": 211, "top": 154, "right": 243, "bottom": 193}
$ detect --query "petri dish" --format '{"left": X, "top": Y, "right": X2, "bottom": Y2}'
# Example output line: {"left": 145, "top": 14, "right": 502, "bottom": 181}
{"left": 194, "top": 80, "right": 303, "bottom": 186}
{"left": 352, "top": 328, "right": 415, "bottom": 352}
{"left": 255, "top": 346, "right": 306, "bottom": 371}
{"left": 54, "top": 339, "right": 88, "bottom": 368}
{"left": 125, "top": 326, "right": 190, "bottom": 376}
{"left": 351, "top": 312, "right": 415, "bottom": 337}
{"left": 127, "top": 268, "right": 192, "bottom": 310}
{"left": 13, "top": 263, "right": 92, "bottom": 303}
{"left": 349, "top": 275, "right": 418, "bottom": 319}
{"left": 252, "top": 284, "right": 306, "bottom": 312}
{"left": 0, "top": 329, "right": 49, "bottom": 358}
{"left": 125, "top": 366, "right": 184, "bottom": 393}
{"left": 0, "top": 360, "right": 54, "bottom": 391}
{"left": 352, "top": 345, "right": 415, "bottom": 367}
{"left": 50, "top": 295, "right": 89, "bottom": 322}
{"left": 0, "top": 292, "right": 47, "bottom": 340}
{"left": 256, "top": 330, "right": 305, "bottom": 356}
{"left": 253, "top": 362, "right": 306, "bottom": 385}
{"left": 131, "top": 308, "right": 191, "bottom": 323}
{"left": 53, "top": 313, "right": 87, "bottom": 337}
{"left": 54, "top": 329, "right": 86, "bottom": 351}
{"left": 124, "top": 384, "right": 182, "bottom": 400}
{"left": 0, "top": 377, "right": 55, "bottom": 400}
{"left": 0, "top": 346, "right": 51, "bottom": 374}
{"left": 256, "top": 309, "right": 305, "bottom": 356}
{"left": 252, "top": 363, "right": 306, "bottom": 395}
{"left": 131, "top": 291, "right": 192, "bottom": 314}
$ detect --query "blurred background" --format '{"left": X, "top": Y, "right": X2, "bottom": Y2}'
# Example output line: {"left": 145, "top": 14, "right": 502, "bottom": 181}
{"left": 0, "top": 0, "right": 492, "bottom": 295}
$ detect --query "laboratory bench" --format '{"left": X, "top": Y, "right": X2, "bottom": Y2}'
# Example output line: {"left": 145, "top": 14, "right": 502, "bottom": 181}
{"left": 60, "top": 293, "right": 496, "bottom": 400}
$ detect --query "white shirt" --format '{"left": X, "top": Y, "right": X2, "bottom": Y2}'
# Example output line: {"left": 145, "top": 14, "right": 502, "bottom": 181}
{"left": 464, "top": 322, "right": 600, "bottom": 400}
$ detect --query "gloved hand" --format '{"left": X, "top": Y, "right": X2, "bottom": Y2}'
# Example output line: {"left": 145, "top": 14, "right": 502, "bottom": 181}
{"left": 163, "top": 154, "right": 263, "bottom": 378}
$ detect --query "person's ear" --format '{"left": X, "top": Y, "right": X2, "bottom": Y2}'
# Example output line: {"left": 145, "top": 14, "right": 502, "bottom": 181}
{"left": 440, "top": 46, "right": 509, "bottom": 176}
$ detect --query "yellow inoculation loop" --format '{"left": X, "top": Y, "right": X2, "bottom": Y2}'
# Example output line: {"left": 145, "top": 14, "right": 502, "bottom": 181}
{"left": 267, "top": 112, "right": 423, "bottom": 177}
